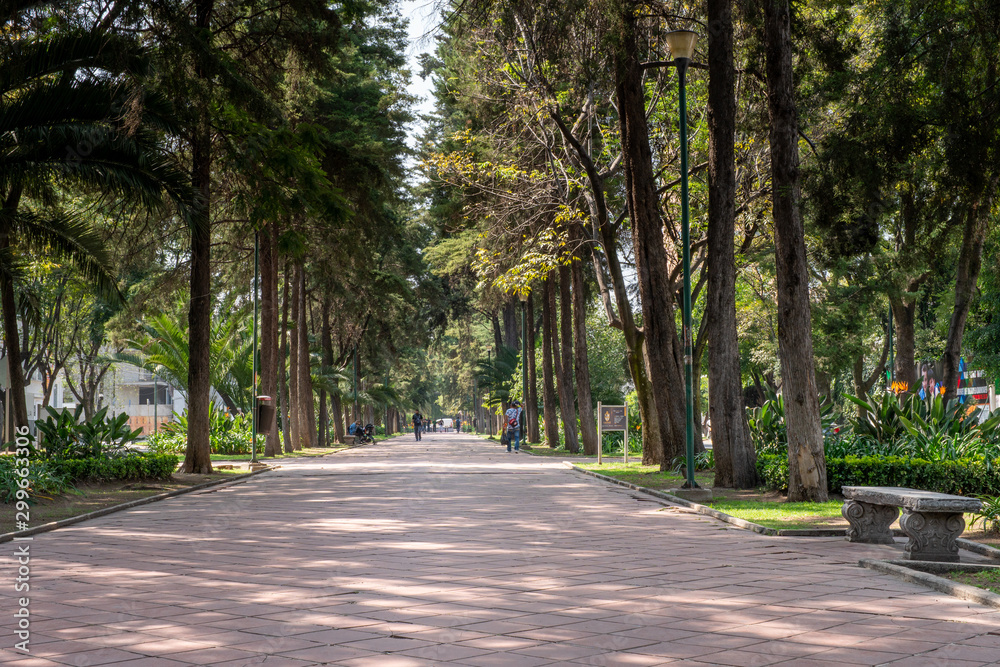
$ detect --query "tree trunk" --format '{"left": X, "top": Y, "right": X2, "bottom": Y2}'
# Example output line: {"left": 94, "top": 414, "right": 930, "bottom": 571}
{"left": 557, "top": 264, "right": 580, "bottom": 453}
{"left": 613, "top": 4, "right": 686, "bottom": 468}
{"left": 261, "top": 222, "right": 280, "bottom": 457}
{"left": 503, "top": 300, "right": 519, "bottom": 351}
{"left": 571, "top": 229, "right": 598, "bottom": 455}
{"left": 288, "top": 261, "right": 301, "bottom": 451}
{"left": 332, "top": 394, "right": 344, "bottom": 444}
{"left": 321, "top": 296, "right": 335, "bottom": 445}
{"left": 708, "top": 0, "right": 758, "bottom": 489}
{"left": 317, "top": 388, "right": 327, "bottom": 447}
{"left": 526, "top": 292, "right": 540, "bottom": 443}
{"left": 184, "top": 16, "right": 214, "bottom": 474}
{"left": 891, "top": 296, "right": 917, "bottom": 388}
{"left": 541, "top": 274, "right": 560, "bottom": 448}
{"left": 0, "top": 189, "right": 28, "bottom": 435}
{"left": 279, "top": 262, "right": 292, "bottom": 453}
{"left": 297, "top": 267, "right": 315, "bottom": 448}
{"left": 764, "top": 0, "right": 827, "bottom": 501}
{"left": 633, "top": 346, "right": 661, "bottom": 465}
{"left": 491, "top": 312, "right": 503, "bottom": 354}
{"left": 942, "top": 192, "right": 994, "bottom": 402}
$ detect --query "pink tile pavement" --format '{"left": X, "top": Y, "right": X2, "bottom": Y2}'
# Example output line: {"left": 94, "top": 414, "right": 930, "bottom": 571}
{"left": 2, "top": 433, "right": 1000, "bottom": 665}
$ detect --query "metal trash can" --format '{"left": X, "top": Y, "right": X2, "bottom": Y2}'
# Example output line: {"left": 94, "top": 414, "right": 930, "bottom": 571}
{"left": 255, "top": 396, "right": 274, "bottom": 434}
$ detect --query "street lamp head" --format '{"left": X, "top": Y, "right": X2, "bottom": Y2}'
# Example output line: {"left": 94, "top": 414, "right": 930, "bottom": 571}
{"left": 518, "top": 290, "right": 529, "bottom": 303}
{"left": 665, "top": 29, "right": 698, "bottom": 62}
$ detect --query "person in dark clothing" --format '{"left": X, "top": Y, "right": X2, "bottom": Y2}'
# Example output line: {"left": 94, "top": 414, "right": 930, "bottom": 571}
{"left": 412, "top": 411, "right": 423, "bottom": 441}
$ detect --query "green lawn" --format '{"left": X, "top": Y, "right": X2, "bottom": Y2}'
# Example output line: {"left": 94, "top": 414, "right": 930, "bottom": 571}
{"left": 208, "top": 445, "right": 350, "bottom": 462}
{"left": 705, "top": 499, "right": 846, "bottom": 530}
{"left": 576, "top": 461, "right": 714, "bottom": 490}
{"left": 945, "top": 569, "right": 1000, "bottom": 595}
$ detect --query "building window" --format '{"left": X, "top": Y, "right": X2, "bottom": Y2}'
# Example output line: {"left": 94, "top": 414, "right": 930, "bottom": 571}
{"left": 139, "top": 386, "right": 169, "bottom": 405}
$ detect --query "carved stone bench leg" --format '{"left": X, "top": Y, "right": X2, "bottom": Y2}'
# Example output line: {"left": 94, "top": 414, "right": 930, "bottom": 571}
{"left": 842, "top": 500, "right": 898, "bottom": 544}
{"left": 899, "top": 511, "right": 964, "bottom": 562}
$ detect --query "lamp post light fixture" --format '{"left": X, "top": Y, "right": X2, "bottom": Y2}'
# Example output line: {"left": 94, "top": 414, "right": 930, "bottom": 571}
{"left": 665, "top": 29, "right": 700, "bottom": 489}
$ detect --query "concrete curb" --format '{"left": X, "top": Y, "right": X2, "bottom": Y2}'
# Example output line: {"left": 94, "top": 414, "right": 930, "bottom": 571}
{"left": 565, "top": 462, "right": 1000, "bottom": 556}
{"left": 859, "top": 558, "right": 1000, "bottom": 609}
{"left": 1, "top": 465, "right": 278, "bottom": 544}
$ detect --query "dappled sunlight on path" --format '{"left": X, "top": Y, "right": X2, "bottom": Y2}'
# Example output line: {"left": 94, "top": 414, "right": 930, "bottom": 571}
{"left": 2, "top": 433, "right": 1000, "bottom": 665}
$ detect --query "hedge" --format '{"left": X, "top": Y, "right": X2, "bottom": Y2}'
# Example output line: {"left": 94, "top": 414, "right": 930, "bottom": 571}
{"left": 51, "top": 453, "right": 179, "bottom": 483}
{"left": 756, "top": 454, "right": 1000, "bottom": 497}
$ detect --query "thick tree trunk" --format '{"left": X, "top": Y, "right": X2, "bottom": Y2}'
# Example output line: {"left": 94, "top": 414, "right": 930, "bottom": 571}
{"left": 764, "top": 0, "right": 827, "bottom": 501}
{"left": 541, "top": 274, "right": 560, "bottom": 448}
{"left": 571, "top": 230, "right": 598, "bottom": 455}
{"left": 261, "top": 222, "right": 280, "bottom": 457}
{"left": 321, "top": 296, "right": 335, "bottom": 445}
{"left": 708, "top": 0, "right": 758, "bottom": 489}
{"left": 288, "top": 261, "right": 301, "bottom": 451}
{"left": 526, "top": 292, "right": 540, "bottom": 443}
{"left": 942, "top": 193, "right": 994, "bottom": 402}
{"left": 0, "top": 190, "right": 28, "bottom": 435}
{"left": 279, "top": 263, "right": 292, "bottom": 453}
{"left": 297, "top": 267, "right": 315, "bottom": 448}
{"left": 503, "top": 300, "right": 519, "bottom": 351}
{"left": 184, "top": 30, "right": 213, "bottom": 474}
{"left": 557, "top": 264, "right": 580, "bottom": 453}
{"left": 891, "top": 296, "right": 917, "bottom": 388}
{"left": 613, "top": 5, "right": 686, "bottom": 468}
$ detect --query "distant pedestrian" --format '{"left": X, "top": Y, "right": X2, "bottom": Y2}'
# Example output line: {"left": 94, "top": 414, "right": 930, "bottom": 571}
{"left": 412, "top": 410, "right": 423, "bottom": 441}
{"left": 455, "top": 416, "right": 461, "bottom": 433}
{"left": 504, "top": 401, "right": 523, "bottom": 453}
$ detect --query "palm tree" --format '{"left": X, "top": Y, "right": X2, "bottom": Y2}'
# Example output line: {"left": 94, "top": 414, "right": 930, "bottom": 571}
{"left": 0, "top": 4, "right": 189, "bottom": 433}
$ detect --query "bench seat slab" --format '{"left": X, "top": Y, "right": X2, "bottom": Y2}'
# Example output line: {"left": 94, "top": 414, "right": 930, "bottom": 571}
{"left": 843, "top": 500, "right": 898, "bottom": 545}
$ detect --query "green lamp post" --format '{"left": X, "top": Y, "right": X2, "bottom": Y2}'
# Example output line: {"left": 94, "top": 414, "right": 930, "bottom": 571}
{"left": 665, "top": 29, "right": 700, "bottom": 489}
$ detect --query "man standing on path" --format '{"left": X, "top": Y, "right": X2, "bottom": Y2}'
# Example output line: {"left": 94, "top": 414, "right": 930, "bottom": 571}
{"left": 412, "top": 410, "right": 423, "bottom": 441}
{"left": 504, "top": 401, "right": 523, "bottom": 453}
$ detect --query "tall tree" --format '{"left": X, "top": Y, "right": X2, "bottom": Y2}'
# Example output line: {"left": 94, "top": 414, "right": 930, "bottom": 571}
{"left": 707, "top": 0, "right": 757, "bottom": 488}
{"left": 763, "top": 0, "right": 826, "bottom": 501}
{"left": 541, "top": 276, "right": 560, "bottom": 447}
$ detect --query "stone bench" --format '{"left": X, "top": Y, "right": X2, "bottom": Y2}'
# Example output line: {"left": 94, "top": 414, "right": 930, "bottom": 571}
{"left": 842, "top": 486, "right": 983, "bottom": 563}
{"left": 342, "top": 435, "right": 356, "bottom": 445}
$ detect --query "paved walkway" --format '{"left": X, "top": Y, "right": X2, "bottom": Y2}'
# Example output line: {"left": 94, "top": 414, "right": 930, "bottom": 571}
{"left": 4, "top": 434, "right": 1000, "bottom": 666}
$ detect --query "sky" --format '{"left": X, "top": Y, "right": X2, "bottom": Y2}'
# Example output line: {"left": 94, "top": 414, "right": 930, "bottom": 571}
{"left": 400, "top": 0, "right": 442, "bottom": 148}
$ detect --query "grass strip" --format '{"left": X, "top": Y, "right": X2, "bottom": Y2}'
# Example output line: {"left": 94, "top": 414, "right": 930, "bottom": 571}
{"left": 575, "top": 461, "right": 714, "bottom": 490}
{"left": 945, "top": 569, "right": 1000, "bottom": 595}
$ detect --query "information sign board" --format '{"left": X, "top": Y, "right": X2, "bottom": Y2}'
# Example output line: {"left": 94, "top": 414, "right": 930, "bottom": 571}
{"left": 600, "top": 405, "right": 627, "bottom": 432}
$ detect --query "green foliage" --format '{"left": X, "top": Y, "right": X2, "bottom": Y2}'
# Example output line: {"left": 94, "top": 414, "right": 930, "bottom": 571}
{"left": 747, "top": 394, "right": 787, "bottom": 455}
{"left": 35, "top": 405, "right": 142, "bottom": 459}
{"left": 970, "top": 496, "right": 1000, "bottom": 535}
{"left": 51, "top": 454, "right": 179, "bottom": 483}
{"left": 148, "top": 405, "right": 256, "bottom": 456}
{"left": 0, "top": 457, "right": 71, "bottom": 504}
{"left": 756, "top": 453, "right": 1000, "bottom": 497}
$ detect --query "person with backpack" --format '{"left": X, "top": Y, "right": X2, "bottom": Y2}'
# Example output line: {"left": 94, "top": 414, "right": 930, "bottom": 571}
{"left": 412, "top": 410, "right": 423, "bottom": 441}
{"left": 504, "top": 400, "right": 523, "bottom": 453}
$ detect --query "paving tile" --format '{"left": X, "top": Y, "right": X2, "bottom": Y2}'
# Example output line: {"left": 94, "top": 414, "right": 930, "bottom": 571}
{"left": 8, "top": 436, "right": 1000, "bottom": 667}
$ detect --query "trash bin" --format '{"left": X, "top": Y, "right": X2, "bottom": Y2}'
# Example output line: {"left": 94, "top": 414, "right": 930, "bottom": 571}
{"left": 255, "top": 396, "right": 274, "bottom": 434}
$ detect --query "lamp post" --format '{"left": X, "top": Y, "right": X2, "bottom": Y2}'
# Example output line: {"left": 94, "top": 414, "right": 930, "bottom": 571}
{"left": 665, "top": 29, "right": 699, "bottom": 489}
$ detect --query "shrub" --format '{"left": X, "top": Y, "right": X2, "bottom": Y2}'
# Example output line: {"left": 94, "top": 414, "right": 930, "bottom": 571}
{"left": 160, "top": 405, "right": 254, "bottom": 455}
{"left": 971, "top": 496, "right": 1000, "bottom": 534}
{"left": 51, "top": 453, "right": 179, "bottom": 483}
{"left": 35, "top": 405, "right": 143, "bottom": 459}
{"left": 756, "top": 453, "right": 1000, "bottom": 497}
{"left": 0, "top": 457, "right": 71, "bottom": 503}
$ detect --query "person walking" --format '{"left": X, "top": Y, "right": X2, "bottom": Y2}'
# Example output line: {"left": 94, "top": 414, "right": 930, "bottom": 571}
{"left": 455, "top": 416, "right": 461, "bottom": 434}
{"left": 412, "top": 410, "right": 423, "bottom": 441}
{"left": 504, "top": 401, "right": 523, "bottom": 453}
